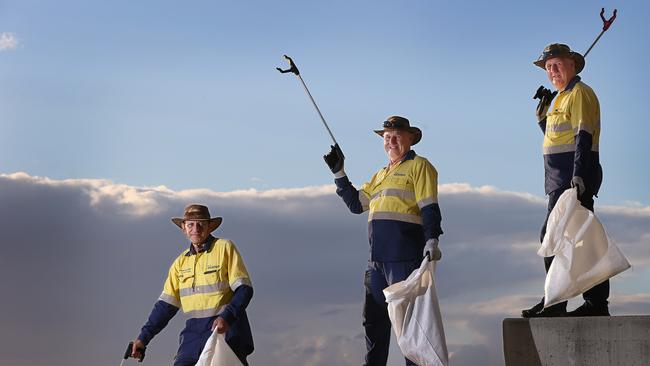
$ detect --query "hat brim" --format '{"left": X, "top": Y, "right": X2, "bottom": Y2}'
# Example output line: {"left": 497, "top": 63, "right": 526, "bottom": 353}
{"left": 534, "top": 52, "right": 585, "bottom": 74}
{"left": 172, "top": 217, "right": 222, "bottom": 232}
{"left": 374, "top": 127, "right": 422, "bottom": 145}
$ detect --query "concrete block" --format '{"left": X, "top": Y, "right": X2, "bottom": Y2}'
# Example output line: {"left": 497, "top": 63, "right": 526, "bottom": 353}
{"left": 503, "top": 316, "right": 650, "bottom": 366}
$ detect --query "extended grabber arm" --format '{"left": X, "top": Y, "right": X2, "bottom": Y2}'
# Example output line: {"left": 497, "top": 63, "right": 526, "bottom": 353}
{"left": 277, "top": 55, "right": 339, "bottom": 147}
{"left": 584, "top": 8, "right": 617, "bottom": 58}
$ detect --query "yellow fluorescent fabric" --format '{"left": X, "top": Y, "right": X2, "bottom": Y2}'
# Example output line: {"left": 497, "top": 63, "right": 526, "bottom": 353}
{"left": 359, "top": 155, "right": 438, "bottom": 222}
{"left": 158, "top": 238, "right": 252, "bottom": 318}
{"left": 543, "top": 81, "right": 600, "bottom": 154}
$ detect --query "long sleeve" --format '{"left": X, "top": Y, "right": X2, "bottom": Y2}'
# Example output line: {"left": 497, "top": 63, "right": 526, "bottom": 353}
{"left": 218, "top": 285, "right": 254, "bottom": 326}
{"left": 421, "top": 203, "right": 443, "bottom": 240}
{"left": 538, "top": 117, "right": 547, "bottom": 133}
{"left": 569, "top": 81, "right": 599, "bottom": 180}
{"left": 137, "top": 300, "right": 179, "bottom": 345}
{"left": 573, "top": 130, "right": 593, "bottom": 179}
{"left": 335, "top": 176, "right": 368, "bottom": 214}
{"left": 218, "top": 240, "right": 253, "bottom": 326}
{"left": 412, "top": 159, "right": 443, "bottom": 240}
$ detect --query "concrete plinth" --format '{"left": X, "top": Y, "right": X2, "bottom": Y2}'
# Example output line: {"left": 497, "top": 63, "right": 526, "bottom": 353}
{"left": 503, "top": 316, "right": 650, "bottom": 366}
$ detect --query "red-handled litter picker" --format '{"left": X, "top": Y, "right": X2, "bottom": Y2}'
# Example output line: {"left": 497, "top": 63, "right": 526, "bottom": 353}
{"left": 534, "top": 8, "right": 618, "bottom": 101}
{"left": 584, "top": 8, "right": 617, "bottom": 58}
{"left": 119, "top": 341, "right": 145, "bottom": 366}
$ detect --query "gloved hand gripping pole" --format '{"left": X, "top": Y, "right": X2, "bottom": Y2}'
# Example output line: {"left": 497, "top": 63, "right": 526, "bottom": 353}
{"left": 277, "top": 55, "right": 339, "bottom": 147}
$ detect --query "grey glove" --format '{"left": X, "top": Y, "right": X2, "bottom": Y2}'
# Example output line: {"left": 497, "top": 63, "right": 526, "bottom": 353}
{"left": 323, "top": 144, "right": 345, "bottom": 177}
{"left": 534, "top": 87, "right": 557, "bottom": 122}
{"left": 571, "top": 176, "right": 585, "bottom": 197}
{"left": 423, "top": 238, "right": 441, "bottom": 261}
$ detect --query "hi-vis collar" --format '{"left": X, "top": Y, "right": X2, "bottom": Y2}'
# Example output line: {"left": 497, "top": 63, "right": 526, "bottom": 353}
{"left": 185, "top": 235, "right": 216, "bottom": 256}
{"left": 385, "top": 150, "right": 416, "bottom": 169}
{"left": 561, "top": 76, "right": 581, "bottom": 93}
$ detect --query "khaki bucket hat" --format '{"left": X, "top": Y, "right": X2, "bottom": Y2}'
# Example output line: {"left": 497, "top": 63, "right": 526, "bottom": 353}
{"left": 374, "top": 115, "right": 422, "bottom": 145}
{"left": 533, "top": 43, "right": 585, "bottom": 74}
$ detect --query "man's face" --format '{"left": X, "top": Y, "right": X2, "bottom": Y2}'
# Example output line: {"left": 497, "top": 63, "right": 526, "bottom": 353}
{"left": 182, "top": 220, "right": 211, "bottom": 245}
{"left": 545, "top": 56, "right": 576, "bottom": 91}
{"left": 383, "top": 129, "right": 413, "bottom": 162}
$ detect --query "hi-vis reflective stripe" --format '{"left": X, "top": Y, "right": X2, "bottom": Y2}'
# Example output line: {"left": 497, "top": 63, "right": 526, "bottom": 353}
{"left": 547, "top": 122, "right": 573, "bottom": 133}
{"left": 543, "top": 143, "right": 600, "bottom": 154}
{"left": 369, "top": 211, "right": 422, "bottom": 225}
{"left": 578, "top": 121, "right": 599, "bottom": 134}
{"left": 359, "top": 192, "right": 370, "bottom": 211}
{"left": 371, "top": 188, "right": 416, "bottom": 202}
{"left": 179, "top": 282, "right": 230, "bottom": 297}
{"left": 186, "top": 305, "right": 227, "bottom": 319}
{"left": 232, "top": 278, "right": 252, "bottom": 291}
{"left": 417, "top": 197, "right": 437, "bottom": 209}
{"left": 543, "top": 144, "right": 575, "bottom": 154}
{"left": 159, "top": 293, "right": 181, "bottom": 307}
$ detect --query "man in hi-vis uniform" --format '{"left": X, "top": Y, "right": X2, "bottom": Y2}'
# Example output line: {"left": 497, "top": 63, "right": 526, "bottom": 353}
{"left": 324, "top": 115, "right": 443, "bottom": 366}
{"left": 522, "top": 43, "right": 609, "bottom": 318}
{"left": 130, "top": 204, "right": 254, "bottom": 365}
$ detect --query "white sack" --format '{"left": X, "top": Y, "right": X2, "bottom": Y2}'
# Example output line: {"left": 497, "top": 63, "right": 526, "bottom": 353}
{"left": 383, "top": 258, "right": 448, "bottom": 366}
{"left": 195, "top": 330, "right": 243, "bottom": 366}
{"left": 539, "top": 188, "right": 631, "bottom": 307}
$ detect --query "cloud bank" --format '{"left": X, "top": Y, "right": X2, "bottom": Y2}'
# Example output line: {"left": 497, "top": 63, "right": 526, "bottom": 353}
{"left": 1, "top": 172, "right": 649, "bottom": 366}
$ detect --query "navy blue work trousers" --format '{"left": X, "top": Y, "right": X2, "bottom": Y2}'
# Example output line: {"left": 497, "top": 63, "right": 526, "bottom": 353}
{"left": 173, "top": 315, "right": 251, "bottom": 366}
{"left": 540, "top": 187, "right": 610, "bottom": 310}
{"left": 363, "top": 259, "right": 420, "bottom": 366}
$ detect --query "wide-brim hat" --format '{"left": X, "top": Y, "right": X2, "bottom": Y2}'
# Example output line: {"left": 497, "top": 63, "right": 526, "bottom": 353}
{"left": 373, "top": 115, "right": 422, "bottom": 145}
{"left": 172, "top": 204, "right": 222, "bottom": 232}
{"left": 533, "top": 43, "right": 585, "bottom": 74}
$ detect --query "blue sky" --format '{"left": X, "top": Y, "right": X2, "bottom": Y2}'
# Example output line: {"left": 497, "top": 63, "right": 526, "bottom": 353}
{"left": 1, "top": 1, "right": 649, "bottom": 365}
{"left": 2, "top": 0, "right": 648, "bottom": 205}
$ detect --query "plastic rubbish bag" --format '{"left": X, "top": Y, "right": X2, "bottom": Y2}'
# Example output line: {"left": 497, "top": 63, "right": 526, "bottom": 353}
{"left": 195, "top": 330, "right": 243, "bottom": 366}
{"left": 383, "top": 258, "right": 448, "bottom": 366}
{"left": 539, "top": 188, "right": 631, "bottom": 307}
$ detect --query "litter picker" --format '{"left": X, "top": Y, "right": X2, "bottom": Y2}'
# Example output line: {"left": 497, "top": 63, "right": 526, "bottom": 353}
{"left": 119, "top": 341, "right": 145, "bottom": 366}
{"left": 534, "top": 8, "right": 617, "bottom": 101}
{"left": 584, "top": 8, "right": 617, "bottom": 58}
{"left": 276, "top": 55, "right": 340, "bottom": 147}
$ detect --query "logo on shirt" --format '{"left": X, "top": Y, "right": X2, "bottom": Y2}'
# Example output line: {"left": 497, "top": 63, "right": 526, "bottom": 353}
{"left": 178, "top": 267, "right": 193, "bottom": 280}
{"left": 204, "top": 264, "right": 220, "bottom": 274}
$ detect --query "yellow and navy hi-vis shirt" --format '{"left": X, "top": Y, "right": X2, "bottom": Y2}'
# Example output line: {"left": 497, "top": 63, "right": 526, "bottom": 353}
{"left": 335, "top": 150, "right": 443, "bottom": 262}
{"left": 137, "top": 236, "right": 254, "bottom": 354}
{"left": 540, "top": 76, "right": 602, "bottom": 194}
{"left": 158, "top": 237, "right": 252, "bottom": 318}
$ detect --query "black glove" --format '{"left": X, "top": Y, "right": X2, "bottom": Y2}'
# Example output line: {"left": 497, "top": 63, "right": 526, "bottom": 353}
{"left": 534, "top": 86, "right": 557, "bottom": 122}
{"left": 323, "top": 144, "right": 345, "bottom": 174}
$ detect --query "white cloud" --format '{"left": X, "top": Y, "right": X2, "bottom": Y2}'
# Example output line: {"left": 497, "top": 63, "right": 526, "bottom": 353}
{"left": 0, "top": 32, "right": 18, "bottom": 51}
{"left": 1, "top": 171, "right": 649, "bottom": 366}
{"left": 599, "top": 205, "right": 650, "bottom": 217}
{"left": 439, "top": 182, "right": 544, "bottom": 204}
{"left": 2, "top": 172, "right": 172, "bottom": 216}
